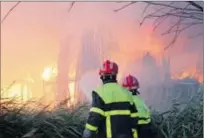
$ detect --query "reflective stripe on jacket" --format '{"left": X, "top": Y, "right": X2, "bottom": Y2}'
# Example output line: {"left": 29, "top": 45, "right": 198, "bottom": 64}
{"left": 133, "top": 95, "right": 151, "bottom": 125}
{"left": 85, "top": 83, "right": 138, "bottom": 138}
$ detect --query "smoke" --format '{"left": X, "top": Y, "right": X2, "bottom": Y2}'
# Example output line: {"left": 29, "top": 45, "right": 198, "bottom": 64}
{"left": 78, "top": 70, "right": 101, "bottom": 102}
{"left": 1, "top": 2, "right": 203, "bottom": 108}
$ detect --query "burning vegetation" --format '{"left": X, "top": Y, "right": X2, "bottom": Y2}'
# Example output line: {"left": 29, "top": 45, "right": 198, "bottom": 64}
{"left": 1, "top": 2, "right": 203, "bottom": 138}
{"left": 0, "top": 84, "right": 203, "bottom": 138}
{"left": 1, "top": 49, "right": 202, "bottom": 111}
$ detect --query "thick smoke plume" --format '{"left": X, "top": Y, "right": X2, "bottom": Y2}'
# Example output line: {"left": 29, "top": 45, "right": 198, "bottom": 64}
{"left": 1, "top": 2, "right": 203, "bottom": 110}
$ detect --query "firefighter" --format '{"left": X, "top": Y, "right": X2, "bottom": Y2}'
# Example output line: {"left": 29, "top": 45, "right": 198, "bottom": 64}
{"left": 122, "top": 75, "right": 153, "bottom": 138}
{"left": 82, "top": 60, "right": 139, "bottom": 138}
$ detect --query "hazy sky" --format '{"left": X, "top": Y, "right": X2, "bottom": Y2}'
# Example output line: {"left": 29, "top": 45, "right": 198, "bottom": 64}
{"left": 1, "top": 2, "right": 203, "bottom": 97}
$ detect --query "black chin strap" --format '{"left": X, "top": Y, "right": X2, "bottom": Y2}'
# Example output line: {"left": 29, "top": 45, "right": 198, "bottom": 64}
{"left": 131, "top": 89, "right": 140, "bottom": 95}
{"left": 101, "top": 75, "right": 117, "bottom": 84}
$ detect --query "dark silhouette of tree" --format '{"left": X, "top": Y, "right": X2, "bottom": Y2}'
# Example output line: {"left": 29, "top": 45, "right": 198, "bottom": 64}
{"left": 141, "top": 52, "right": 162, "bottom": 85}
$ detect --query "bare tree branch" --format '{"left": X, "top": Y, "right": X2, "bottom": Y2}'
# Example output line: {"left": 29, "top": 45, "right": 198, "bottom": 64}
{"left": 141, "top": 3, "right": 151, "bottom": 17}
{"left": 164, "top": 15, "right": 183, "bottom": 50}
{"left": 151, "top": 3, "right": 179, "bottom": 31}
{"left": 149, "top": 12, "right": 202, "bottom": 21}
{"left": 145, "top": 1, "right": 201, "bottom": 12}
{"left": 115, "top": 1, "right": 203, "bottom": 49}
{"left": 114, "top": 1, "right": 137, "bottom": 12}
{"left": 152, "top": 15, "right": 169, "bottom": 31}
{"left": 188, "top": 1, "right": 203, "bottom": 12}
{"left": 162, "top": 18, "right": 184, "bottom": 35}
{"left": 164, "top": 3, "right": 198, "bottom": 49}
{"left": 140, "top": 2, "right": 175, "bottom": 26}
{"left": 68, "top": 2, "right": 75, "bottom": 13}
{"left": 1, "top": 2, "right": 21, "bottom": 24}
{"left": 162, "top": 22, "right": 199, "bottom": 36}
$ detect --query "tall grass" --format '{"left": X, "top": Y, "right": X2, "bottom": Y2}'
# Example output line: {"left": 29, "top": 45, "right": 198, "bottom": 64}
{"left": 0, "top": 85, "right": 203, "bottom": 138}
{"left": 151, "top": 84, "right": 203, "bottom": 138}
{"left": 0, "top": 100, "right": 89, "bottom": 138}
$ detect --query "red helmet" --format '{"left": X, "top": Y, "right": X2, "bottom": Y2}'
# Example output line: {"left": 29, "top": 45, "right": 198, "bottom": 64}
{"left": 99, "top": 60, "right": 118, "bottom": 76}
{"left": 122, "top": 75, "right": 140, "bottom": 90}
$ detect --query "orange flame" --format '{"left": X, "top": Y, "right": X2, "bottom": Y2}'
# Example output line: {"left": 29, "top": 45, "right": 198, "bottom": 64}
{"left": 172, "top": 68, "right": 203, "bottom": 83}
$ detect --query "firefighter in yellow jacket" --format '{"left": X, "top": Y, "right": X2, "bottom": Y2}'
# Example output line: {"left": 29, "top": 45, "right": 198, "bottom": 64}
{"left": 82, "top": 60, "right": 139, "bottom": 138}
{"left": 122, "top": 75, "right": 153, "bottom": 138}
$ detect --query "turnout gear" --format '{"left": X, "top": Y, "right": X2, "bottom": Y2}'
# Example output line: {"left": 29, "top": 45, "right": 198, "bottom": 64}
{"left": 84, "top": 83, "right": 138, "bottom": 138}
{"left": 99, "top": 60, "right": 118, "bottom": 76}
{"left": 132, "top": 96, "right": 153, "bottom": 138}
{"left": 122, "top": 75, "right": 153, "bottom": 138}
{"left": 132, "top": 96, "right": 151, "bottom": 125}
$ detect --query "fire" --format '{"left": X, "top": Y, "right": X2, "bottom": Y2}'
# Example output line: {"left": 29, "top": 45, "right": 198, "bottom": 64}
{"left": 172, "top": 69, "right": 203, "bottom": 83}
{"left": 41, "top": 66, "right": 78, "bottom": 107}
{"left": 67, "top": 64, "right": 77, "bottom": 106}
{"left": 42, "top": 67, "right": 57, "bottom": 81}
{"left": 68, "top": 81, "right": 75, "bottom": 104}
{"left": 6, "top": 83, "right": 31, "bottom": 102}
{"left": 7, "top": 84, "right": 22, "bottom": 99}
{"left": 42, "top": 67, "right": 52, "bottom": 81}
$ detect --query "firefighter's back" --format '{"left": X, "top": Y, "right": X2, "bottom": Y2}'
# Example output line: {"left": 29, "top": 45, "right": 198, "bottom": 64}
{"left": 95, "top": 83, "right": 134, "bottom": 138}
